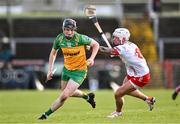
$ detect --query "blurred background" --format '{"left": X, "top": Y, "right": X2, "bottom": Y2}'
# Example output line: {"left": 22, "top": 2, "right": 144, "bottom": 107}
{"left": 0, "top": 0, "right": 179, "bottom": 91}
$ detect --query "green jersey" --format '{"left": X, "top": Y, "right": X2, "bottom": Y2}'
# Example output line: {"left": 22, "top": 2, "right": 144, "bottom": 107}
{"left": 53, "top": 32, "right": 93, "bottom": 70}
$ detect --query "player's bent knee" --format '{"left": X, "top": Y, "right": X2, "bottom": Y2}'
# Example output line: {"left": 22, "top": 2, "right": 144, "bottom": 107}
{"left": 115, "top": 89, "right": 124, "bottom": 98}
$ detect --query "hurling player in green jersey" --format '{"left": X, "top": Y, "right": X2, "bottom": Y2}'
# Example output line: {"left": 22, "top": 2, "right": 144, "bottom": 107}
{"left": 38, "top": 18, "right": 99, "bottom": 120}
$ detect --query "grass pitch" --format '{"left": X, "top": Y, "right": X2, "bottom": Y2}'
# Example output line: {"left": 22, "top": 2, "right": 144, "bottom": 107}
{"left": 0, "top": 89, "right": 180, "bottom": 124}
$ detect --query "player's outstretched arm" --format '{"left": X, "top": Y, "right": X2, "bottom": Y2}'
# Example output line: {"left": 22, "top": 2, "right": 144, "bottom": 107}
{"left": 99, "top": 46, "right": 112, "bottom": 54}
{"left": 47, "top": 48, "right": 58, "bottom": 81}
{"left": 99, "top": 46, "right": 119, "bottom": 56}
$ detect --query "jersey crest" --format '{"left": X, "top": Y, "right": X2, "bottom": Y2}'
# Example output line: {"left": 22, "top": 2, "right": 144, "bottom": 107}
{"left": 67, "top": 42, "right": 72, "bottom": 47}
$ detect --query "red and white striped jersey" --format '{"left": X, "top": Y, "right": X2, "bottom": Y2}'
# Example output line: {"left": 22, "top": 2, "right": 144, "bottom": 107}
{"left": 113, "top": 41, "right": 149, "bottom": 77}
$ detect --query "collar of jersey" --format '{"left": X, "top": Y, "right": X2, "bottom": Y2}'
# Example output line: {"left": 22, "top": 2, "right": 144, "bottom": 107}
{"left": 63, "top": 32, "right": 78, "bottom": 42}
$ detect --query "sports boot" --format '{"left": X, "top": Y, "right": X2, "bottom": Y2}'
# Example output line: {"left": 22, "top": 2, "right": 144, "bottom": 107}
{"left": 146, "top": 97, "right": 156, "bottom": 111}
{"left": 38, "top": 113, "right": 48, "bottom": 120}
{"left": 87, "top": 93, "right": 96, "bottom": 108}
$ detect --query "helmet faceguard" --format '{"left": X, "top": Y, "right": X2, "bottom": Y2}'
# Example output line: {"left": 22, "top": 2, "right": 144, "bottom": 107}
{"left": 112, "top": 28, "right": 130, "bottom": 45}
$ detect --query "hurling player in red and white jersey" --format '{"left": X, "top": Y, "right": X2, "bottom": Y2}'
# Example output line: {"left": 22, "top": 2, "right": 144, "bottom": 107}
{"left": 99, "top": 28, "right": 156, "bottom": 118}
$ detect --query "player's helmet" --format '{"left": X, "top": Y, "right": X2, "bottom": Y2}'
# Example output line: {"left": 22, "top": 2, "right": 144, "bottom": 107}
{"left": 62, "top": 18, "right": 77, "bottom": 30}
{"left": 113, "top": 28, "right": 130, "bottom": 45}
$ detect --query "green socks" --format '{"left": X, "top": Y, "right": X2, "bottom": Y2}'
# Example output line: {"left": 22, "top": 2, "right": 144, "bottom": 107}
{"left": 45, "top": 108, "right": 53, "bottom": 116}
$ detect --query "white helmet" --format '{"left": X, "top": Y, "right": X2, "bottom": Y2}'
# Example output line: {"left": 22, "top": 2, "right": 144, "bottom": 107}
{"left": 113, "top": 28, "right": 130, "bottom": 41}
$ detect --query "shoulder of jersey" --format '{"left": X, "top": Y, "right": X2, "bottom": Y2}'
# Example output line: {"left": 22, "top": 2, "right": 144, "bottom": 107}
{"left": 74, "top": 32, "right": 81, "bottom": 42}
{"left": 57, "top": 33, "right": 64, "bottom": 43}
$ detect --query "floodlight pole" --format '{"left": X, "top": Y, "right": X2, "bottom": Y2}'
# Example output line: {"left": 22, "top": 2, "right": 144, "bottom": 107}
{"left": 6, "top": 0, "right": 15, "bottom": 55}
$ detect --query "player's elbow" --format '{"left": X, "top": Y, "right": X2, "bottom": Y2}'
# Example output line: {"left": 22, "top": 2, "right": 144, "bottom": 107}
{"left": 91, "top": 40, "right": 99, "bottom": 48}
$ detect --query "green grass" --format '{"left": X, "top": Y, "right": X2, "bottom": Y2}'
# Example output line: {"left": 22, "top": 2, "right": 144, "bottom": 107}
{"left": 0, "top": 89, "right": 180, "bottom": 124}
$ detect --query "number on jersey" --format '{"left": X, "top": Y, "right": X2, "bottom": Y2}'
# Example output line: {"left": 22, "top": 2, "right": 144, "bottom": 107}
{"left": 135, "top": 48, "right": 143, "bottom": 59}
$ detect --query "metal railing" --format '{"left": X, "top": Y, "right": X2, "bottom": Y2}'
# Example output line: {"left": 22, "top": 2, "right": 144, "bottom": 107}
{"left": 158, "top": 38, "right": 180, "bottom": 62}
